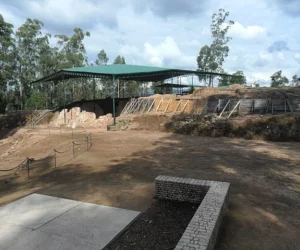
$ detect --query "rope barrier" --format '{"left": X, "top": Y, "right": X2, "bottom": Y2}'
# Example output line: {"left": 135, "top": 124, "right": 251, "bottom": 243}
{"left": 54, "top": 144, "right": 72, "bottom": 154}
{"left": 72, "top": 141, "right": 85, "bottom": 146}
{"left": 1, "top": 132, "right": 92, "bottom": 178}
{"left": 0, "top": 158, "right": 28, "bottom": 172}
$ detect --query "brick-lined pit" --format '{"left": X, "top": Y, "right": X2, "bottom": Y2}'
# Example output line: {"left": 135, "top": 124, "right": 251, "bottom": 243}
{"left": 155, "top": 175, "right": 230, "bottom": 250}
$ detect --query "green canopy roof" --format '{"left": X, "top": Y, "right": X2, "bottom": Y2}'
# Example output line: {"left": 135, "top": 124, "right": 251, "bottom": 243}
{"left": 32, "top": 64, "right": 231, "bottom": 83}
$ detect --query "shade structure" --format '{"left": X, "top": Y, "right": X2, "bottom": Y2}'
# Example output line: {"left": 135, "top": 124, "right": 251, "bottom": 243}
{"left": 32, "top": 64, "right": 230, "bottom": 83}
{"left": 31, "top": 64, "right": 231, "bottom": 126}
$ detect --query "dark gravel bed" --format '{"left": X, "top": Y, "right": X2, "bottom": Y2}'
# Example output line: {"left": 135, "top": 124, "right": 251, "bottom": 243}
{"left": 104, "top": 199, "right": 199, "bottom": 250}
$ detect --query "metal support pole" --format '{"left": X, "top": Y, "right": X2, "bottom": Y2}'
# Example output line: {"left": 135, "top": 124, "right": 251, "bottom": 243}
{"left": 63, "top": 75, "right": 66, "bottom": 124}
{"left": 112, "top": 75, "right": 116, "bottom": 125}
{"left": 192, "top": 75, "right": 194, "bottom": 93}
{"left": 93, "top": 78, "right": 96, "bottom": 114}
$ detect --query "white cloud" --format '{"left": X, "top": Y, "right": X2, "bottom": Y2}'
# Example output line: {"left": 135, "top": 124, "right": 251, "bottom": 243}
{"left": 278, "top": 52, "right": 284, "bottom": 60}
{"left": 1, "top": 0, "right": 300, "bottom": 83}
{"left": 120, "top": 45, "right": 140, "bottom": 56}
{"left": 295, "top": 53, "right": 300, "bottom": 63}
{"left": 229, "top": 22, "right": 267, "bottom": 40}
{"left": 144, "top": 36, "right": 181, "bottom": 61}
{"left": 143, "top": 36, "right": 195, "bottom": 68}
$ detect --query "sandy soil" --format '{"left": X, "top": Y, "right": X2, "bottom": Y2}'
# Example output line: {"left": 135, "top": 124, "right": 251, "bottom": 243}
{"left": 0, "top": 128, "right": 300, "bottom": 249}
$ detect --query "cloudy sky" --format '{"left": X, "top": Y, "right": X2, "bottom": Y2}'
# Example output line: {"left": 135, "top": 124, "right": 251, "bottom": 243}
{"left": 1, "top": 0, "right": 300, "bottom": 85}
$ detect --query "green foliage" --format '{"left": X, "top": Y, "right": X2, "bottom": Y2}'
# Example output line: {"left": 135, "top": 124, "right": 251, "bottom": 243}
{"left": 113, "top": 55, "right": 126, "bottom": 64}
{"left": 95, "top": 49, "right": 109, "bottom": 65}
{"left": 0, "top": 14, "right": 15, "bottom": 93}
{"left": 152, "top": 82, "right": 172, "bottom": 94}
{"left": 270, "top": 70, "right": 289, "bottom": 87}
{"left": 218, "top": 71, "right": 230, "bottom": 86}
{"left": 197, "top": 9, "right": 234, "bottom": 87}
{"left": 291, "top": 74, "right": 300, "bottom": 86}
{"left": 230, "top": 70, "right": 247, "bottom": 85}
{"left": 26, "top": 91, "right": 46, "bottom": 109}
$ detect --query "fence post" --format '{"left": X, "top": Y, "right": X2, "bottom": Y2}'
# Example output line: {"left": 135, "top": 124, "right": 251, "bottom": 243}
{"left": 27, "top": 158, "right": 29, "bottom": 180}
{"left": 86, "top": 136, "right": 89, "bottom": 151}
{"left": 73, "top": 142, "right": 75, "bottom": 159}
{"left": 54, "top": 150, "right": 56, "bottom": 168}
{"left": 48, "top": 126, "right": 50, "bottom": 135}
{"left": 72, "top": 129, "right": 74, "bottom": 140}
{"left": 60, "top": 126, "right": 62, "bottom": 138}
{"left": 89, "top": 133, "right": 92, "bottom": 150}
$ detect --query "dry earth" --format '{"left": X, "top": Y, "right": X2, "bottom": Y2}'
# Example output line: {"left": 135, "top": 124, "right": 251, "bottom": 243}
{"left": 0, "top": 128, "right": 300, "bottom": 249}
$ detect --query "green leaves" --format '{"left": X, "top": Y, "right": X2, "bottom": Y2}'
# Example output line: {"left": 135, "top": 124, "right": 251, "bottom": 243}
{"left": 197, "top": 9, "right": 234, "bottom": 87}
{"left": 230, "top": 70, "right": 246, "bottom": 85}
{"left": 113, "top": 55, "right": 126, "bottom": 64}
{"left": 270, "top": 70, "right": 289, "bottom": 87}
{"left": 291, "top": 74, "right": 300, "bottom": 86}
{"left": 95, "top": 49, "right": 109, "bottom": 65}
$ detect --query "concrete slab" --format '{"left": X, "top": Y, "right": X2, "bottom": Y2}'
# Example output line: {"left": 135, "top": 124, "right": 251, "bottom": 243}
{"left": 0, "top": 193, "right": 79, "bottom": 229}
{"left": 0, "top": 224, "right": 32, "bottom": 250}
{"left": 0, "top": 194, "right": 140, "bottom": 250}
{"left": 39, "top": 202, "right": 140, "bottom": 248}
{"left": 6, "top": 229, "right": 100, "bottom": 250}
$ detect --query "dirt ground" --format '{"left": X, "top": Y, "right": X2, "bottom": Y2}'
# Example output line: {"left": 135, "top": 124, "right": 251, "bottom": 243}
{"left": 1, "top": 128, "right": 300, "bottom": 249}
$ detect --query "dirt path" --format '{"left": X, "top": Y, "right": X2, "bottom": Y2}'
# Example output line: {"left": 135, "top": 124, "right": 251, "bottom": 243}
{"left": 0, "top": 129, "right": 300, "bottom": 249}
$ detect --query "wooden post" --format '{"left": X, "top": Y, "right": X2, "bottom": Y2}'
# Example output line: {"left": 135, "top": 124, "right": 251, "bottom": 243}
{"left": 219, "top": 100, "right": 231, "bottom": 117}
{"left": 164, "top": 99, "right": 172, "bottom": 113}
{"left": 156, "top": 99, "right": 163, "bottom": 112}
{"left": 174, "top": 100, "right": 182, "bottom": 113}
{"left": 54, "top": 150, "right": 56, "bottom": 168}
{"left": 265, "top": 100, "right": 269, "bottom": 114}
{"left": 285, "top": 99, "right": 287, "bottom": 112}
{"left": 27, "top": 159, "right": 29, "bottom": 180}
{"left": 181, "top": 100, "right": 189, "bottom": 113}
{"left": 147, "top": 99, "right": 155, "bottom": 113}
{"left": 271, "top": 99, "right": 274, "bottom": 114}
{"left": 228, "top": 100, "right": 241, "bottom": 119}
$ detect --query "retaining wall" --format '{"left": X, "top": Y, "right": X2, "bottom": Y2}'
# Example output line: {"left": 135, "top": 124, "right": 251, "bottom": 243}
{"left": 155, "top": 175, "right": 230, "bottom": 250}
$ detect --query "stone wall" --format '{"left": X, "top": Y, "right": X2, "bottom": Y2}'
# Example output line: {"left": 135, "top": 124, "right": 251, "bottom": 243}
{"left": 155, "top": 175, "right": 230, "bottom": 250}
